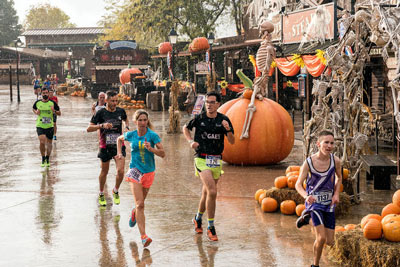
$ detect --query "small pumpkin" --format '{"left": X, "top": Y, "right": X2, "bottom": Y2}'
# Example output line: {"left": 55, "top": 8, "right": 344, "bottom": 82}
{"left": 287, "top": 175, "right": 298, "bottom": 189}
{"left": 280, "top": 200, "right": 296, "bottom": 215}
{"left": 258, "top": 192, "right": 267, "bottom": 205}
{"left": 340, "top": 183, "right": 343, "bottom": 193}
{"left": 335, "top": 226, "right": 345, "bottom": 232}
{"left": 382, "top": 220, "right": 400, "bottom": 242}
{"left": 274, "top": 176, "right": 288, "bottom": 189}
{"left": 261, "top": 197, "right": 278, "bottom": 212}
{"left": 342, "top": 168, "right": 349, "bottom": 180}
{"left": 158, "top": 42, "right": 172, "bottom": 54}
{"left": 363, "top": 219, "right": 382, "bottom": 240}
{"left": 295, "top": 204, "right": 305, "bottom": 217}
{"left": 189, "top": 37, "right": 210, "bottom": 52}
{"left": 345, "top": 224, "right": 356, "bottom": 231}
{"left": 381, "top": 214, "right": 400, "bottom": 226}
{"left": 381, "top": 203, "right": 400, "bottom": 218}
{"left": 286, "top": 166, "right": 300, "bottom": 175}
{"left": 255, "top": 189, "right": 266, "bottom": 202}
{"left": 242, "top": 89, "right": 253, "bottom": 99}
{"left": 392, "top": 189, "right": 400, "bottom": 208}
{"left": 287, "top": 171, "right": 300, "bottom": 177}
{"left": 361, "top": 214, "right": 382, "bottom": 229}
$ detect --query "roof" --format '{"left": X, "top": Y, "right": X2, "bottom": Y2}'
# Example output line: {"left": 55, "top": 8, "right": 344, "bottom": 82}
{"left": 1, "top": 46, "right": 67, "bottom": 59}
{"left": 22, "top": 27, "right": 105, "bottom": 36}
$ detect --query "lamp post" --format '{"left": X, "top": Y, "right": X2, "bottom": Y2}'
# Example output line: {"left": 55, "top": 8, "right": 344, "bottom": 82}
{"left": 168, "top": 27, "right": 178, "bottom": 79}
{"left": 14, "top": 38, "right": 22, "bottom": 102}
{"left": 207, "top": 32, "right": 215, "bottom": 90}
{"left": 67, "top": 47, "right": 73, "bottom": 79}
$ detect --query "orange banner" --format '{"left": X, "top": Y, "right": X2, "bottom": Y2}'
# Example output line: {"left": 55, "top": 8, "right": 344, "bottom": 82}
{"left": 302, "top": 55, "right": 325, "bottom": 77}
{"left": 275, "top": 57, "right": 300, "bottom": 76}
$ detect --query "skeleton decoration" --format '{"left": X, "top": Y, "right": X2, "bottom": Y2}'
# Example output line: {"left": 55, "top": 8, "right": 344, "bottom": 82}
{"left": 246, "top": 0, "right": 285, "bottom": 29}
{"left": 240, "top": 21, "right": 276, "bottom": 139}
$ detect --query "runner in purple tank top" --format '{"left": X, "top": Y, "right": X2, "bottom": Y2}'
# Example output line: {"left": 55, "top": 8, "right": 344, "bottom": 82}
{"left": 295, "top": 130, "right": 342, "bottom": 267}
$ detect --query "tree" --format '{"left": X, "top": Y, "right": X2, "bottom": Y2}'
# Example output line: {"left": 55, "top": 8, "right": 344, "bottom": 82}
{"left": 24, "top": 3, "right": 76, "bottom": 29}
{"left": 0, "top": 0, "right": 22, "bottom": 46}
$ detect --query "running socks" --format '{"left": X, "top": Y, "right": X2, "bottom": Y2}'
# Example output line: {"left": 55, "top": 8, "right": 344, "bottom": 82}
{"left": 208, "top": 218, "right": 214, "bottom": 228}
{"left": 113, "top": 187, "right": 119, "bottom": 193}
{"left": 196, "top": 211, "right": 204, "bottom": 221}
{"left": 45, "top": 155, "right": 49, "bottom": 162}
{"left": 42, "top": 156, "right": 45, "bottom": 163}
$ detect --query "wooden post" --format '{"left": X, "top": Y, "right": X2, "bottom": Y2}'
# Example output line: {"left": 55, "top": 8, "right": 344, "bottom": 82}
{"left": 9, "top": 64, "right": 13, "bottom": 102}
{"left": 275, "top": 66, "right": 279, "bottom": 103}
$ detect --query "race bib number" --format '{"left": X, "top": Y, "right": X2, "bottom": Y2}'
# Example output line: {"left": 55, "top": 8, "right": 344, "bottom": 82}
{"left": 312, "top": 191, "right": 333, "bottom": 205}
{"left": 41, "top": 117, "right": 51, "bottom": 124}
{"left": 106, "top": 133, "right": 119, "bottom": 145}
{"left": 206, "top": 155, "right": 221, "bottom": 167}
{"left": 126, "top": 168, "right": 144, "bottom": 182}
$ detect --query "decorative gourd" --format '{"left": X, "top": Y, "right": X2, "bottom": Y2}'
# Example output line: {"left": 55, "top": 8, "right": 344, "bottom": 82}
{"left": 274, "top": 176, "right": 288, "bottom": 189}
{"left": 242, "top": 89, "right": 253, "bottom": 99}
{"left": 383, "top": 220, "right": 400, "bottom": 242}
{"left": 363, "top": 219, "right": 382, "bottom": 240}
{"left": 342, "top": 168, "right": 349, "bottom": 180}
{"left": 361, "top": 214, "right": 382, "bottom": 229}
{"left": 381, "top": 203, "right": 400, "bottom": 218}
{"left": 255, "top": 189, "right": 266, "bottom": 201}
{"left": 393, "top": 190, "right": 400, "bottom": 208}
{"left": 189, "top": 37, "right": 210, "bottom": 52}
{"left": 280, "top": 200, "right": 296, "bottom": 215}
{"left": 119, "top": 68, "right": 142, "bottom": 85}
{"left": 158, "top": 42, "right": 172, "bottom": 54}
{"left": 345, "top": 224, "right": 356, "bottom": 231}
{"left": 261, "top": 197, "right": 278, "bottom": 212}
{"left": 286, "top": 166, "right": 300, "bottom": 175}
{"left": 295, "top": 204, "right": 305, "bottom": 217}
{"left": 218, "top": 98, "right": 294, "bottom": 165}
{"left": 258, "top": 192, "right": 267, "bottom": 204}
{"left": 287, "top": 175, "right": 298, "bottom": 189}
{"left": 335, "top": 226, "right": 345, "bottom": 232}
{"left": 381, "top": 214, "right": 400, "bottom": 226}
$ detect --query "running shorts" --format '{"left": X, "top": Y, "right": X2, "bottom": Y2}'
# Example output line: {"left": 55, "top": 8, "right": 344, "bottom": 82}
{"left": 194, "top": 157, "right": 223, "bottom": 180}
{"left": 125, "top": 168, "right": 155, "bottom": 188}
{"left": 310, "top": 209, "right": 335, "bottom": 229}
{"left": 98, "top": 145, "right": 126, "bottom": 162}
{"left": 36, "top": 127, "right": 54, "bottom": 140}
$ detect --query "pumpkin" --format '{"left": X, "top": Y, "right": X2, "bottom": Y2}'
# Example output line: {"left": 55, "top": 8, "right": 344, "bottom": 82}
{"left": 342, "top": 168, "right": 349, "bottom": 180}
{"left": 258, "top": 192, "right": 267, "bottom": 205}
{"left": 363, "top": 219, "right": 382, "bottom": 240}
{"left": 242, "top": 89, "right": 253, "bottom": 99}
{"left": 158, "top": 42, "right": 172, "bottom": 54}
{"left": 392, "top": 190, "right": 400, "bottom": 208}
{"left": 286, "top": 171, "right": 299, "bottom": 177}
{"left": 381, "top": 203, "right": 400, "bottom": 218}
{"left": 345, "top": 224, "right": 356, "bottom": 231}
{"left": 189, "top": 37, "right": 210, "bottom": 52}
{"left": 261, "top": 197, "right": 278, "bottom": 212}
{"left": 383, "top": 220, "right": 400, "bottom": 242}
{"left": 119, "top": 68, "right": 142, "bottom": 85}
{"left": 286, "top": 166, "right": 300, "bottom": 175}
{"left": 274, "top": 176, "right": 288, "bottom": 189}
{"left": 361, "top": 214, "right": 382, "bottom": 229}
{"left": 218, "top": 98, "right": 294, "bottom": 165}
{"left": 340, "top": 183, "right": 343, "bottom": 193}
{"left": 280, "top": 200, "right": 296, "bottom": 215}
{"left": 295, "top": 204, "right": 305, "bottom": 217}
{"left": 303, "top": 180, "right": 307, "bottom": 190}
{"left": 381, "top": 214, "right": 400, "bottom": 226}
{"left": 287, "top": 175, "right": 298, "bottom": 189}
{"left": 131, "top": 100, "right": 136, "bottom": 104}
{"left": 335, "top": 226, "right": 345, "bottom": 232}
{"left": 255, "top": 189, "right": 266, "bottom": 201}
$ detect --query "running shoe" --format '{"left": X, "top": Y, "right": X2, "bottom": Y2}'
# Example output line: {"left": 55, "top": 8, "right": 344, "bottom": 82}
{"left": 192, "top": 216, "right": 203, "bottom": 234}
{"left": 45, "top": 159, "right": 50, "bottom": 167}
{"left": 112, "top": 190, "right": 120, "bottom": 205}
{"left": 41, "top": 160, "right": 46, "bottom": 167}
{"left": 129, "top": 208, "right": 136, "bottom": 227}
{"left": 141, "top": 235, "right": 152, "bottom": 247}
{"left": 207, "top": 226, "right": 218, "bottom": 241}
{"left": 53, "top": 135, "right": 57, "bottom": 140}
{"left": 98, "top": 194, "right": 107, "bottom": 206}
{"left": 296, "top": 211, "right": 311, "bottom": 229}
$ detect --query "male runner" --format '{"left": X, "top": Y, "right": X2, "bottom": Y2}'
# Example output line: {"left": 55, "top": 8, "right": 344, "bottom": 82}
{"left": 87, "top": 90, "right": 129, "bottom": 206}
{"left": 92, "top": 92, "right": 106, "bottom": 115}
{"left": 183, "top": 91, "right": 235, "bottom": 241}
{"left": 49, "top": 89, "right": 59, "bottom": 140}
{"left": 33, "top": 87, "right": 61, "bottom": 167}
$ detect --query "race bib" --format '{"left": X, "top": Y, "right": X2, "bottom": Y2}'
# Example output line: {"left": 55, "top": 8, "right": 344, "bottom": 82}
{"left": 106, "top": 133, "right": 119, "bottom": 145}
{"left": 126, "top": 168, "right": 144, "bottom": 182}
{"left": 41, "top": 117, "right": 51, "bottom": 124}
{"left": 312, "top": 191, "right": 333, "bottom": 205}
{"left": 206, "top": 155, "right": 221, "bottom": 167}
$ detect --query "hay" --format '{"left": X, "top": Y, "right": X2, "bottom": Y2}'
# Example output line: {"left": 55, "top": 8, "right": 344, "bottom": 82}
{"left": 264, "top": 187, "right": 351, "bottom": 217}
{"left": 328, "top": 229, "right": 400, "bottom": 267}
{"left": 168, "top": 80, "right": 181, "bottom": 133}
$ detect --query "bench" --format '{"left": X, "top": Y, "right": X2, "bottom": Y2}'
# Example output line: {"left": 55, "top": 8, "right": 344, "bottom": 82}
{"left": 361, "top": 155, "right": 397, "bottom": 190}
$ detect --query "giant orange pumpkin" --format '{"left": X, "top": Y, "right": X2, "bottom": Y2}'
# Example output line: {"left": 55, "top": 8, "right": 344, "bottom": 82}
{"left": 280, "top": 200, "right": 296, "bottom": 215}
{"left": 363, "top": 219, "right": 382, "bottom": 240}
{"left": 381, "top": 203, "right": 400, "bottom": 218}
{"left": 119, "top": 68, "right": 142, "bottom": 85}
{"left": 158, "top": 42, "right": 172, "bottom": 54}
{"left": 261, "top": 197, "right": 278, "bottom": 212}
{"left": 383, "top": 220, "right": 400, "bottom": 242}
{"left": 392, "top": 189, "right": 400, "bottom": 208}
{"left": 218, "top": 98, "right": 294, "bottom": 165}
{"left": 189, "top": 37, "right": 210, "bottom": 52}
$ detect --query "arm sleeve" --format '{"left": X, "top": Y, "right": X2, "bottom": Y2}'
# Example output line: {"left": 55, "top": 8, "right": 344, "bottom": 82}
{"left": 33, "top": 100, "right": 39, "bottom": 110}
{"left": 185, "top": 116, "right": 198, "bottom": 131}
{"left": 124, "top": 131, "right": 133, "bottom": 141}
{"left": 52, "top": 101, "right": 60, "bottom": 111}
{"left": 152, "top": 132, "right": 161, "bottom": 145}
{"left": 90, "top": 110, "right": 102, "bottom": 124}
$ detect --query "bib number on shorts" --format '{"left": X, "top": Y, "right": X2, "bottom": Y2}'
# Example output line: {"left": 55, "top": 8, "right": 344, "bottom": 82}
{"left": 126, "top": 168, "right": 144, "bottom": 182}
{"left": 312, "top": 191, "right": 333, "bottom": 205}
{"left": 106, "top": 133, "right": 119, "bottom": 145}
{"left": 42, "top": 117, "right": 51, "bottom": 124}
{"left": 205, "top": 155, "right": 221, "bottom": 167}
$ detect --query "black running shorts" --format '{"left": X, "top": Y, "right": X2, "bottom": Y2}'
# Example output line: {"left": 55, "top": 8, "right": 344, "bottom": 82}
{"left": 36, "top": 127, "right": 54, "bottom": 140}
{"left": 98, "top": 145, "right": 126, "bottom": 162}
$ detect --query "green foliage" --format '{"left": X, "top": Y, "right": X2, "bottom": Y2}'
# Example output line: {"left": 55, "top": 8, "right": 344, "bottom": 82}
{"left": 23, "top": 3, "right": 76, "bottom": 29}
{"left": 0, "top": 0, "right": 22, "bottom": 46}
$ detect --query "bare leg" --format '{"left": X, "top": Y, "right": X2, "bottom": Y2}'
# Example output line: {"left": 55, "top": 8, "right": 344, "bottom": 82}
{"left": 38, "top": 135, "right": 46, "bottom": 156}
{"left": 99, "top": 161, "right": 110, "bottom": 192}
{"left": 198, "top": 170, "right": 218, "bottom": 220}
{"left": 46, "top": 138, "right": 53, "bottom": 156}
{"left": 131, "top": 182, "right": 150, "bottom": 237}
{"left": 113, "top": 156, "right": 125, "bottom": 190}
{"left": 198, "top": 186, "right": 207, "bottom": 213}
{"left": 313, "top": 225, "right": 327, "bottom": 266}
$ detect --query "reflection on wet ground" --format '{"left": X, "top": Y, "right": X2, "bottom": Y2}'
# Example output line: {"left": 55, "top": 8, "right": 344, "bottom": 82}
{"left": 0, "top": 85, "right": 394, "bottom": 266}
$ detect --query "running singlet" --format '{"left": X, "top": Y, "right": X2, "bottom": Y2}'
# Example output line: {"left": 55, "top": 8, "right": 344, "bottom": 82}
{"left": 34, "top": 79, "right": 41, "bottom": 88}
{"left": 33, "top": 100, "right": 60, "bottom": 129}
{"left": 305, "top": 154, "right": 336, "bottom": 212}
{"left": 90, "top": 107, "right": 127, "bottom": 148}
{"left": 94, "top": 102, "right": 106, "bottom": 113}
{"left": 124, "top": 128, "right": 161, "bottom": 173}
{"left": 185, "top": 111, "right": 234, "bottom": 157}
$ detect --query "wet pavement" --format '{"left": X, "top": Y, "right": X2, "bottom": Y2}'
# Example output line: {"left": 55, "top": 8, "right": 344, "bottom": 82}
{"left": 0, "top": 85, "right": 395, "bottom": 266}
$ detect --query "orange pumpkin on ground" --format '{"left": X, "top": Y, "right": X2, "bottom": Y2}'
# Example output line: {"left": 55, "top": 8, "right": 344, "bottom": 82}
{"left": 131, "top": 100, "right": 136, "bottom": 104}
{"left": 361, "top": 214, "right": 382, "bottom": 229}
{"left": 242, "top": 89, "right": 253, "bottom": 99}
{"left": 189, "top": 37, "right": 210, "bottom": 52}
{"left": 286, "top": 166, "right": 300, "bottom": 175}
{"left": 119, "top": 68, "right": 142, "bottom": 85}
{"left": 342, "top": 168, "right": 349, "bottom": 180}
{"left": 255, "top": 189, "right": 265, "bottom": 201}
{"left": 363, "top": 219, "right": 382, "bottom": 240}
{"left": 280, "top": 200, "right": 296, "bottom": 215}
{"left": 295, "top": 204, "right": 305, "bottom": 217}
{"left": 258, "top": 192, "right": 267, "bottom": 205}
{"left": 274, "top": 176, "right": 288, "bottom": 189}
{"left": 393, "top": 190, "right": 400, "bottom": 208}
{"left": 381, "top": 203, "right": 400, "bottom": 218}
{"left": 382, "top": 220, "right": 400, "bottom": 242}
{"left": 287, "top": 171, "right": 300, "bottom": 177}
{"left": 261, "top": 197, "right": 278, "bottom": 212}
{"left": 345, "top": 224, "right": 356, "bottom": 231}
{"left": 218, "top": 98, "right": 294, "bottom": 165}
{"left": 158, "top": 42, "right": 172, "bottom": 54}
{"left": 335, "top": 226, "right": 345, "bottom": 232}
{"left": 287, "top": 175, "right": 298, "bottom": 189}
{"left": 381, "top": 214, "right": 400, "bottom": 226}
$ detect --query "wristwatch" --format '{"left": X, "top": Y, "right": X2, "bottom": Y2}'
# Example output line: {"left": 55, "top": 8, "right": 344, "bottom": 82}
{"left": 125, "top": 126, "right": 130, "bottom": 130}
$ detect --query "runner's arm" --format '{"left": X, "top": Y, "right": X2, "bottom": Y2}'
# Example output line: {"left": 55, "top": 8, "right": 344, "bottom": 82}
{"left": 124, "top": 118, "right": 130, "bottom": 131}
{"left": 295, "top": 160, "right": 309, "bottom": 199}
{"left": 182, "top": 125, "right": 199, "bottom": 149}
{"left": 87, "top": 122, "right": 102, "bottom": 132}
{"left": 91, "top": 102, "right": 96, "bottom": 114}
{"left": 150, "top": 142, "right": 165, "bottom": 158}
{"left": 32, "top": 101, "right": 40, "bottom": 115}
{"left": 117, "top": 135, "right": 125, "bottom": 157}
{"left": 226, "top": 131, "right": 235, "bottom": 144}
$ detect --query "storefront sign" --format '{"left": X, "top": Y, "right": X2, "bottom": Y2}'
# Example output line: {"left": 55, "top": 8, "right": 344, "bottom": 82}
{"left": 196, "top": 62, "right": 209, "bottom": 72}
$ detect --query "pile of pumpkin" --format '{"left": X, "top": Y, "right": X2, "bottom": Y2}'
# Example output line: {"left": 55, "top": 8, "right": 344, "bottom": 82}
{"left": 71, "top": 90, "right": 85, "bottom": 97}
{"left": 117, "top": 94, "right": 146, "bottom": 109}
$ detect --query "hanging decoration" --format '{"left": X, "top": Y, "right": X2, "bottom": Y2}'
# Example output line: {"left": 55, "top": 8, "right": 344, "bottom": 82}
{"left": 275, "top": 56, "right": 301, "bottom": 76}
{"left": 167, "top": 51, "right": 173, "bottom": 80}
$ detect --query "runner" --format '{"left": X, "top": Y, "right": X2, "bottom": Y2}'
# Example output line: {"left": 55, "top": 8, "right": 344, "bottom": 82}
{"left": 87, "top": 90, "right": 129, "bottom": 206}
{"left": 182, "top": 91, "right": 235, "bottom": 241}
{"left": 295, "top": 130, "right": 342, "bottom": 267}
{"left": 117, "top": 109, "right": 165, "bottom": 247}
{"left": 33, "top": 87, "right": 61, "bottom": 167}
{"left": 92, "top": 92, "right": 106, "bottom": 115}
{"left": 49, "top": 89, "right": 59, "bottom": 140}
{"left": 32, "top": 75, "right": 42, "bottom": 100}
{"left": 43, "top": 76, "right": 51, "bottom": 90}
